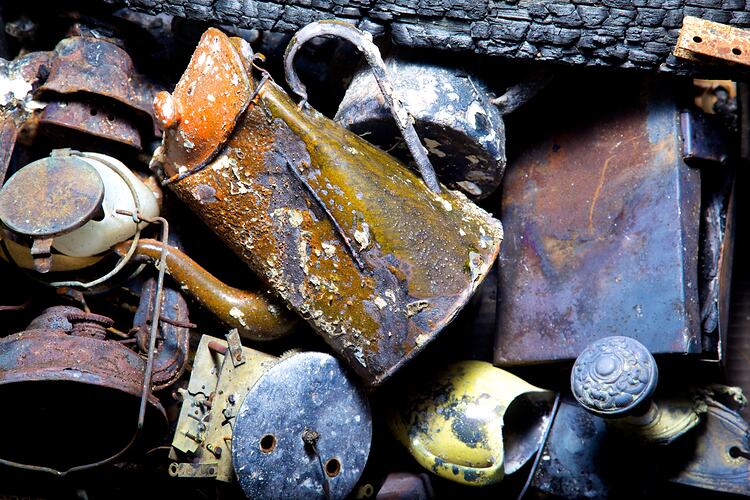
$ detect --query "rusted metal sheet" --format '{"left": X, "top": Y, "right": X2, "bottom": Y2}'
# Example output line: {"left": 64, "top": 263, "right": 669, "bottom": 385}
{"left": 675, "top": 16, "right": 750, "bottom": 68}
{"left": 0, "top": 306, "right": 167, "bottom": 471}
{"left": 131, "top": 277, "right": 190, "bottom": 390}
{"left": 495, "top": 77, "right": 701, "bottom": 365}
{"left": 155, "top": 29, "right": 503, "bottom": 387}
{"left": 40, "top": 100, "right": 142, "bottom": 149}
{"left": 668, "top": 392, "right": 750, "bottom": 495}
{"left": 40, "top": 36, "right": 158, "bottom": 124}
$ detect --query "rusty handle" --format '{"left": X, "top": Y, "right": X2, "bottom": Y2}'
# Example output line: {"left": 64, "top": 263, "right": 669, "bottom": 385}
{"left": 283, "top": 20, "right": 441, "bottom": 193}
{"left": 113, "top": 239, "right": 296, "bottom": 341}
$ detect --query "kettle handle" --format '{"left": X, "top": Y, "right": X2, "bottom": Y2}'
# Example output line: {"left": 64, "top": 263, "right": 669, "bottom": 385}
{"left": 283, "top": 20, "right": 441, "bottom": 194}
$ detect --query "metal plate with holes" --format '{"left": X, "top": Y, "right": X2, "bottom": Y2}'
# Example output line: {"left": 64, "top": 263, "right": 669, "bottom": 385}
{"left": 675, "top": 16, "right": 750, "bottom": 68}
{"left": 170, "top": 334, "right": 277, "bottom": 482}
{"left": 232, "top": 352, "right": 371, "bottom": 499}
{"left": 0, "top": 155, "right": 104, "bottom": 238}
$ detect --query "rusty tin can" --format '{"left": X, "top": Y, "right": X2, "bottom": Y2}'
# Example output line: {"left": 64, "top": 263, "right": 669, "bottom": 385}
{"left": 153, "top": 29, "right": 502, "bottom": 387}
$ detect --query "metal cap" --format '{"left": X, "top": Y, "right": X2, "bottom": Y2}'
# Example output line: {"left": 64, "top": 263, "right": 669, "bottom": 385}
{"left": 0, "top": 155, "right": 104, "bottom": 238}
{"left": 571, "top": 336, "right": 658, "bottom": 416}
{"left": 232, "top": 352, "right": 371, "bottom": 499}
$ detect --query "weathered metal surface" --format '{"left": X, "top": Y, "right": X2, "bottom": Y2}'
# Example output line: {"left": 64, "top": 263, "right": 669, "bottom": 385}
{"left": 679, "top": 107, "right": 730, "bottom": 165}
{"left": 232, "top": 352, "right": 371, "bottom": 499}
{"left": 0, "top": 307, "right": 167, "bottom": 471}
{"left": 530, "top": 398, "right": 617, "bottom": 498}
{"left": 0, "top": 117, "right": 17, "bottom": 185}
{"left": 675, "top": 16, "right": 750, "bottom": 68}
{"left": 495, "top": 77, "right": 702, "bottom": 365}
{"left": 389, "top": 361, "right": 553, "bottom": 486}
{"left": 116, "top": 238, "right": 296, "bottom": 341}
{"left": 571, "top": 336, "right": 658, "bottom": 417}
{"left": 376, "top": 472, "right": 434, "bottom": 500}
{"left": 668, "top": 390, "right": 750, "bottom": 495}
{"left": 336, "top": 54, "right": 505, "bottom": 200}
{"left": 40, "top": 100, "right": 142, "bottom": 149}
{"left": 39, "top": 36, "right": 158, "bottom": 124}
{"left": 156, "top": 28, "right": 503, "bottom": 387}
{"left": 0, "top": 155, "right": 104, "bottom": 238}
{"left": 153, "top": 30, "right": 251, "bottom": 173}
{"left": 132, "top": 277, "right": 190, "bottom": 390}
{"left": 171, "top": 334, "right": 278, "bottom": 482}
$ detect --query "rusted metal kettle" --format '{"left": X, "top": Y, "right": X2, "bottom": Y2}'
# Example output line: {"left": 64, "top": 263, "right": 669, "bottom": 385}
{"left": 152, "top": 27, "right": 503, "bottom": 387}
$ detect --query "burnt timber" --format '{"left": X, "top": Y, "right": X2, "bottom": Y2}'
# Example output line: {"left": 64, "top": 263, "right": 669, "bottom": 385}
{"left": 121, "top": 0, "right": 750, "bottom": 76}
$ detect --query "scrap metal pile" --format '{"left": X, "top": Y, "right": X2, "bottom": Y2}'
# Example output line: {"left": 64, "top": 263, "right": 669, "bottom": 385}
{"left": 0, "top": 4, "right": 748, "bottom": 499}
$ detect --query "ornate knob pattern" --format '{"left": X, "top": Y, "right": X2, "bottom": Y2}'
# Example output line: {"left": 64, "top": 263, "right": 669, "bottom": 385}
{"left": 571, "top": 336, "right": 658, "bottom": 416}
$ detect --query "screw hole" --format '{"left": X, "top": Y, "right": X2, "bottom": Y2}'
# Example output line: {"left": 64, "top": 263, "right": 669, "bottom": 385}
{"left": 733, "top": 47, "right": 742, "bottom": 55}
{"left": 107, "top": 114, "right": 115, "bottom": 122}
{"left": 730, "top": 446, "right": 742, "bottom": 458}
{"left": 693, "top": 36, "right": 702, "bottom": 43}
{"left": 325, "top": 458, "right": 341, "bottom": 478}
{"left": 169, "top": 463, "right": 178, "bottom": 476}
{"left": 259, "top": 434, "right": 276, "bottom": 453}
{"left": 208, "top": 467, "right": 216, "bottom": 475}
{"left": 90, "top": 108, "right": 98, "bottom": 116}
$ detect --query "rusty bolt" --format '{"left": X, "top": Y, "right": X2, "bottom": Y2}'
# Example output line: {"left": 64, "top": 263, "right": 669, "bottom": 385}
{"left": 154, "top": 91, "right": 181, "bottom": 130}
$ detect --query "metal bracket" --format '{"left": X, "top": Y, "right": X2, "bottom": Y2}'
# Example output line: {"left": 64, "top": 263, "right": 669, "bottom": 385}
{"left": 168, "top": 462, "right": 219, "bottom": 478}
{"left": 679, "top": 108, "right": 730, "bottom": 165}
{"left": 225, "top": 328, "right": 245, "bottom": 367}
{"left": 675, "top": 16, "right": 750, "bottom": 68}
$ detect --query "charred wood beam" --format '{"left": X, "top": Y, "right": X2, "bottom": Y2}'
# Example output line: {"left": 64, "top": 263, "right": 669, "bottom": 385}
{"left": 117, "top": 0, "right": 750, "bottom": 76}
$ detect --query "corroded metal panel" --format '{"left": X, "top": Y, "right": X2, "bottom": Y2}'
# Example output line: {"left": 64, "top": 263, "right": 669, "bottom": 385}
{"left": 495, "top": 78, "right": 701, "bottom": 365}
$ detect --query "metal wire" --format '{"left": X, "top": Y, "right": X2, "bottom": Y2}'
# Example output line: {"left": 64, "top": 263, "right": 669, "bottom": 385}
{"left": 48, "top": 151, "right": 143, "bottom": 289}
{"left": 516, "top": 392, "right": 562, "bottom": 500}
{"left": 0, "top": 213, "right": 169, "bottom": 477}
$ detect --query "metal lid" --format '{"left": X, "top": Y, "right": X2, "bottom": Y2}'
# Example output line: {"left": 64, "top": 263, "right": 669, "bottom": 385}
{"left": 232, "top": 352, "right": 371, "bottom": 499}
{"left": 0, "top": 155, "right": 104, "bottom": 238}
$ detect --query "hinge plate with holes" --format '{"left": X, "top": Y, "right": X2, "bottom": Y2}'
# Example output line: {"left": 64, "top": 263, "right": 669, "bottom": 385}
{"left": 168, "top": 462, "right": 219, "bottom": 478}
{"left": 675, "top": 16, "right": 750, "bottom": 68}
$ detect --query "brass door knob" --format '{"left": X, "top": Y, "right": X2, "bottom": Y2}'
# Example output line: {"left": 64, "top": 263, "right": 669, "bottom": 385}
{"left": 571, "top": 336, "right": 658, "bottom": 417}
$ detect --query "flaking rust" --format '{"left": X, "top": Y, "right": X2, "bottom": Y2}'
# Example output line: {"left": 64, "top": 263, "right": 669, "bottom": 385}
{"left": 154, "top": 28, "right": 503, "bottom": 387}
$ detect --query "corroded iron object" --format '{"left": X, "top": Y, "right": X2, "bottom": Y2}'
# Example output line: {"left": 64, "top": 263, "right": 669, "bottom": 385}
{"left": 495, "top": 76, "right": 701, "bottom": 365}
{"left": 40, "top": 36, "right": 158, "bottom": 125}
{"left": 232, "top": 352, "right": 371, "bottom": 499}
{"left": 0, "top": 307, "right": 167, "bottom": 471}
{"left": 40, "top": 100, "right": 143, "bottom": 149}
{"left": 336, "top": 55, "right": 506, "bottom": 199}
{"left": 571, "top": 336, "right": 658, "bottom": 416}
{"left": 132, "top": 277, "right": 190, "bottom": 390}
{"left": 0, "top": 155, "right": 104, "bottom": 238}
{"left": 155, "top": 28, "right": 503, "bottom": 386}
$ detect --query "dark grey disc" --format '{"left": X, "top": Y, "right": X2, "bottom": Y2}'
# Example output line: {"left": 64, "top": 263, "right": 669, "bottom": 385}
{"left": 232, "top": 352, "right": 372, "bottom": 499}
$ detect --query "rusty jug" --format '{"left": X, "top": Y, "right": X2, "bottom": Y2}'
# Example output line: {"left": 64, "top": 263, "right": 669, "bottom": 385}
{"left": 152, "top": 28, "right": 502, "bottom": 387}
